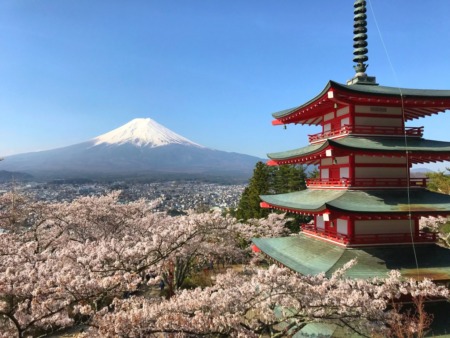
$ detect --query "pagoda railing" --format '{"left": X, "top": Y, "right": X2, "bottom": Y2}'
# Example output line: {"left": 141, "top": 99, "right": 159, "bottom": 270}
{"left": 306, "top": 178, "right": 350, "bottom": 187}
{"left": 301, "top": 224, "right": 349, "bottom": 244}
{"left": 302, "top": 223, "right": 436, "bottom": 245}
{"left": 306, "top": 177, "right": 427, "bottom": 188}
{"left": 308, "top": 125, "right": 424, "bottom": 143}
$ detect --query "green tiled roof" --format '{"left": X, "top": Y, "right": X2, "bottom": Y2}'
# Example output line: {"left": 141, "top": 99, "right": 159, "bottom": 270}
{"left": 330, "top": 189, "right": 450, "bottom": 213}
{"left": 294, "top": 322, "right": 365, "bottom": 338}
{"left": 260, "top": 188, "right": 450, "bottom": 214}
{"left": 272, "top": 80, "right": 450, "bottom": 119}
{"left": 261, "top": 189, "right": 345, "bottom": 212}
{"left": 272, "top": 82, "right": 331, "bottom": 119}
{"left": 332, "top": 80, "right": 450, "bottom": 98}
{"left": 267, "top": 142, "right": 326, "bottom": 160}
{"left": 253, "top": 236, "right": 345, "bottom": 276}
{"left": 332, "top": 136, "right": 450, "bottom": 152}
{"left": 267, "top": 136, "right": 450, "bottom": 160}
{"left": 253, "top": 234, "right": 450, "bottom": 280}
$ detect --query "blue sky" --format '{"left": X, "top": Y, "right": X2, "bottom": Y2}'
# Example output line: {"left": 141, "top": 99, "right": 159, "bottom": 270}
{"left": 1, "top": 1, "right": 450, "bottom": 170}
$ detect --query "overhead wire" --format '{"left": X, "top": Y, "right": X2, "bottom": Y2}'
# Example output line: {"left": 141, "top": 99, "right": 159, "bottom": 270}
{"left": 366, "top": 0, "right": 420, "bottom": 277}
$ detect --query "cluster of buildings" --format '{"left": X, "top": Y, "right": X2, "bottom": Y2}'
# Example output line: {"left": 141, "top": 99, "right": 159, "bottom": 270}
{"left": 0, "top": 180, "right": 245, "bottom": 212}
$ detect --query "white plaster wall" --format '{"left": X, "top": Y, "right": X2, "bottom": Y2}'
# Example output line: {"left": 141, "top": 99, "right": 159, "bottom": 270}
{"left": 321, "top": 158, "right": 333, "bottom": 166}
{"left": 337, "top": 106, "right": 350, "bottom": 117}
{"left": 355, "top": 105, "right": 402, "bottom": 115}
{"left": 355, "top": 116, "right": 403, "bottom": 127}
{"left": 335, "top": 156, "right": 349, "bottom": 165}
{"left": 324, "top": 112, "right": 335, "bottom": 121}
{"left": 316, "top": 215, "right": 325, "bottom": 229}
{"left": 355, "top": 156, "right": 407, "bottom": 164}
{"left": 337, "top": 219, "right": 348, "bottom": 235}
{"left": 355, "top": 167, "right": 407, "bottom": 178}
{"left": 340, "top": 167, "right": 350, "bottom": 178}
{"left": 341, "top": 117, "right": 350, "bottom": 126}
{"left": 354, "top": 220, "right": 413, "bottom": 235}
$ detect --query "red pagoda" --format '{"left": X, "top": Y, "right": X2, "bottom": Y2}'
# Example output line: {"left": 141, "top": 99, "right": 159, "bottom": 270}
{"left": 253, "top": 0, "right": 450, "bottom": 281}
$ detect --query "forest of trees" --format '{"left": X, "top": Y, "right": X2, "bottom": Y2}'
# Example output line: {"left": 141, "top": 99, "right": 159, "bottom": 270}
{"left": 233, "top": 162, "right": 315, "bottom": 222}
{"left": 427, "top": 168, "right": 450, "bottom": 195}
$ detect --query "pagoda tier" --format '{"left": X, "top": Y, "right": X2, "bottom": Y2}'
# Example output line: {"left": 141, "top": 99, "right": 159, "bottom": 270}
{"left": 267, "top": 136, "right": 450, "bottom": 189}
{"left": 267, "top": 136, "right": 450, "bottom": 165}
{"left": 253, "top": 234, "right": 450, "bottom": 281}
{"left": 272, "top": 81, "right": 450, "bottom": 127}
{"left": 261, "top": 189, "right": 450, "bottom": 215}
{"left": 260, "top": 188, "right": 450, "bottom": 247}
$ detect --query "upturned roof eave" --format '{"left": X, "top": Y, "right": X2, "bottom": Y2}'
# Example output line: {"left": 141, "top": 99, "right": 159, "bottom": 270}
{"left": 260, "top": 189, "right": 345, "bottom": 214}
{"left": 259, "top": 198, "right": 328, "bottom": 214}
{"left": 252, "top": 234, "right": 450, "bottom": 280}
{"left": 267, "top": 141, "right": 329, "bottom": 161}
{"left": 331, "top": 80, "right": 450, "bottom": 99}
{"left": 329, "top": 136, "right": 450, "bottom": 153}
{"left": 272, "top": 81, "right": 334, "bottom": 120}
{"left": 260, "top": 189, "right": 450, "bottom": 215}
{"left": 271, "top": 80, "right": 450, "bottom": 124}
{"left": 266, "top": 136, "right": 450, "bottom": 163}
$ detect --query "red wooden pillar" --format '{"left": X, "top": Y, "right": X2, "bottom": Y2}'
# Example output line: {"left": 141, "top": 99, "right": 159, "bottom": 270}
{"left": 414, "top": 217, "right": 419, "bottom": 237}
{"left": 349, "top": 104, "right": 355, "bottom": 129}
{"left": 347, "top": 217, "right": 355, "bottom": 243}
{"left": 349, "top": 153, "right": 355, "bottom": 186}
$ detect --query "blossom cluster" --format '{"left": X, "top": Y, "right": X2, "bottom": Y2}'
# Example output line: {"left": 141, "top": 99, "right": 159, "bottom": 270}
{"left": 86, "top": 261, "right": 448, "bottom": 337}
{"left": 419, "top": 216, "right": 450, "bottom": 247}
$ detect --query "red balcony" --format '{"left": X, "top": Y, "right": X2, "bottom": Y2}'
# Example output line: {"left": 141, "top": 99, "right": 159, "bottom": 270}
{"left": 301, "top": 223, "right": 436, "bottom": 245}
{"left": 308, "top": 125, "right": 352, "bottom": 143}
{"left": 308, "top": 125, "right": 424, "bottom": 143}
{"left": 301, "top": 224, "right": 349, "bottom": 244}
{"left": 306, "top": 177, "right": 427, "bottom": 188}
{"left": 306, "top": 178, "right": 350, "bottom": 188}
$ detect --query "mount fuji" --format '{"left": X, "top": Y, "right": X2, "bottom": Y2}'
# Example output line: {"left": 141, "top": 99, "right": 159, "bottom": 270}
{"left": 92, "top": 118, "right": 203, "bottom": 148}
{"left": 0, "top": 118, "right": 263, "bottom": 181}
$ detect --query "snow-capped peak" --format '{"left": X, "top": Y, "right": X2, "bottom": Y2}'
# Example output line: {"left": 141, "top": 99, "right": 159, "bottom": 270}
{"left": 92, "top": 118, "right": 203, "bottom": 148}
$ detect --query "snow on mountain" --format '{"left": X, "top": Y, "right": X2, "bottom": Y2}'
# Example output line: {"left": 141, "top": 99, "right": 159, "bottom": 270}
{"left": 92, "top": 118, "right": 203, "bottom": 148}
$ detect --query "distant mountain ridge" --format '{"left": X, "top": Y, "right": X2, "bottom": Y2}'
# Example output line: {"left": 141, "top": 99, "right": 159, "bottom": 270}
{"left": 0, "top": 118, "right": 262, "bottom": 181}
{"left": 0, "top": 170, "right": 34, "bottom": 182}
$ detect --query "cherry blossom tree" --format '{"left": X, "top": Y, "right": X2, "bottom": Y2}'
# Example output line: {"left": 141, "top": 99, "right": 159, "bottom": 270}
{"left": 83, "top": 261, "right": 449, "bottom": 337}
{"left": 157, "top": 211, "right": 292, "bottom": 294}
{"left": 234, "top": 213, "right": 291, "bottom": 242}
{"left": 0, "top": 191, "right": 34, "bottom": 231}
{"left": 0, "top": 193, "right": 164, "bottom": 336}
{"left": 419, "top": 216, "right": 450, "bottom": 247}
{"left": 0, "top": 193, "right": 152, "bottom": 337}
{"left": 0, "top": 236, "right": 140, "bottom": 338}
